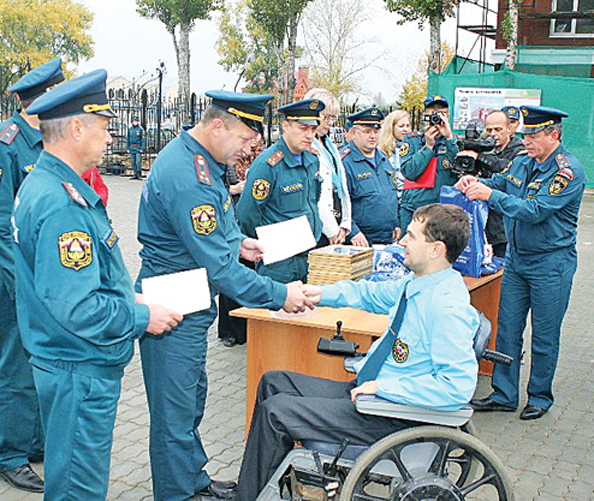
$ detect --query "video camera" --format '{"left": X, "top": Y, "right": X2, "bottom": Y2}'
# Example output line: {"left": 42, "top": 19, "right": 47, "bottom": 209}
{"left": 453, "top": 121, "right": 496, "bottom": 176}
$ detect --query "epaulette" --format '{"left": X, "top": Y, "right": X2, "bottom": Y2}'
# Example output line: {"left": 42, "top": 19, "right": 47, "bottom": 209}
{"left": 556, "top": 153, "right": 574, "bottom": 181}
{"left": 0, "top": 122, "right": 19, "bottom": 145}
{"left": 62, "top": 182, "right": 88, "bottom": 207}
{"left": 195, "top": 154, "right": 212, "bottom": 185}
{"left": 309, "top": 146, "right": 320, "bottom": 156}
{"left": 267, "top": 150, "right": 284, "bottom": 166}
{"left": 340, "top": 148, "right": 351, "bottom": 160}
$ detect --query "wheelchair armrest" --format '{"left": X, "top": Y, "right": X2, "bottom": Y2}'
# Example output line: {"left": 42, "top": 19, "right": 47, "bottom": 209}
{"left": 355, "top": 394, "right": 473, "bottom": 427}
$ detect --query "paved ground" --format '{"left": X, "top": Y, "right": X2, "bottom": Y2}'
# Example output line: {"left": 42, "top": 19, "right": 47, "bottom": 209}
{"left": 2, "top": 174, "right": 593, "bottom": 500}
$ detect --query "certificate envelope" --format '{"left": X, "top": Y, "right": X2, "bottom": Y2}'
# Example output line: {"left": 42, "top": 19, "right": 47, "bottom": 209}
{"left": 142, "top": 268, "right": 211, "bottom": 316}
{"left": 256, "top": 215, "right": 317, "bottom": 265}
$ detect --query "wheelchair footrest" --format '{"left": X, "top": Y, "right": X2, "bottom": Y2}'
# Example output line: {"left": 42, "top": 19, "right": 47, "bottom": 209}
{"left": 355, "top": 395, "right": 473, "bottom": 427}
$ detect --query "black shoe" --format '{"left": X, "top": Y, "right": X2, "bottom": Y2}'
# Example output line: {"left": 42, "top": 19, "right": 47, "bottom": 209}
{"left": 28, "top": 454, "right": 44, "bottom": 464}
{"left": 0, "top": 464, "right": 44, "bottom": 493}
{"left": 196, "top": 479, "right": 237, "bottom": 499}
{"left": 471, "top": 397, "right": 516, "bottom": 412}
{"left": 520, "top": 404, "right": 547, "bottom": 420}
{"left": 222, "top": 338, "right": 238, "bottom": 348}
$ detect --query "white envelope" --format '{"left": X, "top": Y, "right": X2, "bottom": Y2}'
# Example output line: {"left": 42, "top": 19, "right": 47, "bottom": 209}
{"left": 256, "top": 215, "right": 317, "bottom": 265}
{"left": 142, "top": 268, "right": 211, "bottom": 316}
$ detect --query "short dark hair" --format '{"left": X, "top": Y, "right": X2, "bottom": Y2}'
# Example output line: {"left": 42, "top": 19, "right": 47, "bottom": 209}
{"left": 412, "top": 204, "right": 470, "bottom": 264}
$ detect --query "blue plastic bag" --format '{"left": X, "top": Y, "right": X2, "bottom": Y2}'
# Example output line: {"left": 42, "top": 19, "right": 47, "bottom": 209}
{"left": 439, "top": 186, "right": 489, "bottom": 278}
{"left": 365, "top": 245, "right": 411, "bottom": 282}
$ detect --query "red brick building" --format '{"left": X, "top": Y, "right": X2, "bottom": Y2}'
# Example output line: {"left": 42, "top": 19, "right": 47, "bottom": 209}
{"left": 493, "top": 0, "right": 594, "bottom": 78}
{"left": 293, "top": 67, "right": 311, "bottom": 102}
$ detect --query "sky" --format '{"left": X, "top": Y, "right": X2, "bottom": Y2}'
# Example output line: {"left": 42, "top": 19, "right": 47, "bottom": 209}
{"left": 78, "top": 0, "right": 496, "bottom": 105}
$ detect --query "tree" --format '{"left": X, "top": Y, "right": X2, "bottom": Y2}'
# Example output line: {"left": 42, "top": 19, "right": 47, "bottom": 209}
{"left": 302, "top": 0, "right": 382, "bottom": 99}
{"left": 250, "top": 0, "right": 313, "bottom": 104}
{"left": 503, "top": 0, "right": 520, "bottom": 70}
{"left": 383, "top": 0, "right": 458, "bottom": 73}
{"left": 216, "top": 0, "right": 279, "bottom": 94}
{"left": 399, "top": 42, "right": 455, "bottom": 112}
{"left": 136, "top": 0, "right": 222, "bottom": 119}
{"left": 0, "top": 0, "right": 94, "bottom": 94}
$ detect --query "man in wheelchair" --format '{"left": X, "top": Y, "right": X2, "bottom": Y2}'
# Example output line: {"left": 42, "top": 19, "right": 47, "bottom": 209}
{"left": 229, "top": 203, "right": 482, "bottom": 501}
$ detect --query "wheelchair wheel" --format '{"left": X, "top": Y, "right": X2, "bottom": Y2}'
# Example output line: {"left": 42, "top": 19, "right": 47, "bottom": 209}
{"left": 340, "top": 425, "right": 514, "bottom": 500}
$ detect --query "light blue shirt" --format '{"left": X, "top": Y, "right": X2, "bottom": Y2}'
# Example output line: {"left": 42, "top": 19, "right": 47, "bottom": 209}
{"left": 320, "top": 267, "right": 479, "bottom": 411}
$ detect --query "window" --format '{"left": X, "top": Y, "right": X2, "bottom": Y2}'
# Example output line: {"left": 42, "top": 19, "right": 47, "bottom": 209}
{"left": 551, "top": 0, "right": 594, "bottom": 37}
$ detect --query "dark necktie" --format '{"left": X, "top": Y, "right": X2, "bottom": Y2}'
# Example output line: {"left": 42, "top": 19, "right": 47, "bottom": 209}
{"left": 357, "top": 285, "right": 408, "bottom": 385}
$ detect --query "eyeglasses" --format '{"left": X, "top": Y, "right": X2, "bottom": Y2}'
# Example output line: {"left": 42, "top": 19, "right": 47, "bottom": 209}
{"left": 321, "top": 115, "right": 338, "bottom": 123}
{"left": 354, "top": 126, "right": 379, "bottom": 136}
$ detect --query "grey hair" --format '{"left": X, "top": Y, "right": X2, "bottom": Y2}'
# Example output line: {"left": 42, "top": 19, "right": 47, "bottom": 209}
{"left": 304, "top": 88, "right": 339, "bottom": 116}
{"left": 201, "top": 105, "right": 242, "bottom": 128}
{"left": 40, "top": 114, "right": 98, "bottom": 144}
{"left": 543, "top": 123, "right": 563, "bottom": 140}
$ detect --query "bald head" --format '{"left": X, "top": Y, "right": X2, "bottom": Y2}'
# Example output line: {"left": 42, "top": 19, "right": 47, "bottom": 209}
{"left": 485, "top": 111, "right": 512, "bottom": 151}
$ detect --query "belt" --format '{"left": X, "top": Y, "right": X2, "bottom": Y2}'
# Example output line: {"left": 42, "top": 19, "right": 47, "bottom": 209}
{"left": 30, "top": 356, "right": 125, "bottom": 380}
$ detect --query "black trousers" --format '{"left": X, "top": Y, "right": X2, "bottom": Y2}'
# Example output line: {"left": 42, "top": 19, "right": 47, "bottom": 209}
{"left": 235, "top": 371, "right": 412, "bottom": 501}
{"left": 217, "top": 258, "right": 252, "bottom": 344}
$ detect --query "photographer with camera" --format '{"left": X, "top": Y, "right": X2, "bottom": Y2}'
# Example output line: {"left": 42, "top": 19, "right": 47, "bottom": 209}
{"left": 457, "top": 110, "right": 525, "bottom": 257}
{"left": 400, "top": 96, "right": 458, "bottom": 232}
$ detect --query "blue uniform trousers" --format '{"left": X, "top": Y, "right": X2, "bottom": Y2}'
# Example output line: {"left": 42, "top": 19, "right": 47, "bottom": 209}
{"left": 140, "top": 312, "right": 212, "bottom": 500}
{"left": 130, "top": 150, "right": 142, "bottom": 176}
{"left": 491, "top": 247, "right": 577, "bottom": 410}
{"left": 32, "top": 362, "right": 120, "bottom": 501}
{"left": 0, "top": 282, "right": 43, "bottom": 472}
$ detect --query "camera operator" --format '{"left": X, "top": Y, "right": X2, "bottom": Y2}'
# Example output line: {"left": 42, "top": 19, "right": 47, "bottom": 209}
{"left": 400, "top": 96, "right": 459, "bottom": 231}
{"left": 458, "top": 110, "right": 526, "bottom": 257}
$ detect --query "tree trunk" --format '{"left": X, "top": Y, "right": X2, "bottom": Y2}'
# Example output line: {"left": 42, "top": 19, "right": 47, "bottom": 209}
{"left": 505, "top": 0, "right": 518, "bottom": 70}
{"left": 286, "top": 14, "right": 299, "bottom": 103}
{"left": 177, "top": 20, "right": 192, "bottom": 122}
{"left": 428, "top": 14, "right": 441, "bottom": 73}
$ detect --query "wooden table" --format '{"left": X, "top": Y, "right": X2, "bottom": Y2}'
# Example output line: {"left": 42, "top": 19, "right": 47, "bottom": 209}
{"left": 232, "top": 270, "right": 502, "bottom": 427}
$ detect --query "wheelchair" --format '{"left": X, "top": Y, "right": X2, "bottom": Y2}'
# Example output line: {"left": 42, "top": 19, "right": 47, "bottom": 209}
{"left": 256, "top": 310, "right": 515, "bottom": 500}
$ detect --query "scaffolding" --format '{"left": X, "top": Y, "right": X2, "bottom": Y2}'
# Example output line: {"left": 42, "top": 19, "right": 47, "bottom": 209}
{"left": 454, "top": 0, "right": 498, "bottom": 74}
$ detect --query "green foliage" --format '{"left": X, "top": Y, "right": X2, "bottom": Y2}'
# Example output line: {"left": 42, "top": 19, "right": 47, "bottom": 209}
{"left": 501, "top": 0, "right": 522, "bottom": 42}
{"left": 399, "top": 42, "right": 455, "bottom": 112}
{"left": 250, "top": 0, "right": 312, "bottom": 45}
{"left": 136, "top": 0, "right": 222, "bottom": 32}
{"left": 383, "top": 0, "right": 458, "bottom": 26}
{"left": 0, "top": 0, "right": 94, "bottom": 93}
{"left": 216, "top": 0, "right": 280, "bottom": 94}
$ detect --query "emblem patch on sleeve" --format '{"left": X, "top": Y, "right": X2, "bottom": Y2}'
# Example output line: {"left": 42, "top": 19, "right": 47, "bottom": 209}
{"left": 58, "top": 231, "right": 93, "bottom": 271}
{"left": 399, "top": 142, "right": 410, "bottom": 157}
{"left": 191, "top": 204, "right": 217, "bottom": 235}
{"left": 252, "top": 179, "right": 271, "bottom": 201}
{"left": 549, "top": 175, "right": 568, "bottom": 196}
{"left": 392, "top": 339, "right": 409, "bottom": 363}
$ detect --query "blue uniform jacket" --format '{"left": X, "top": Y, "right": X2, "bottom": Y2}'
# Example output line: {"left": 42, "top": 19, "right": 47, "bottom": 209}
{"left": 0, "top": 112, "right": 42, "bottom": 299}
{"left": 12, "top": 151, "right": 150, "bottom": 374}
{"left": 127, "top": 125, "right": 145, "bottom": 151}
{"left": 137, "top": 131, "right": 286, "bottom": 317}
{"left": 320, "top": 268, "right": 479, "bottom": 411}
{"left": 400, "top": 132, "right": 458, "bottom": 211}
{"left": 236, "top": 136, "right": 322, "bottom": 281}
{"left": 481, "top": 143, "right": 586, "bottom": 255}
{"left": 341, "top": 141, "right": 399, "bottom": 245}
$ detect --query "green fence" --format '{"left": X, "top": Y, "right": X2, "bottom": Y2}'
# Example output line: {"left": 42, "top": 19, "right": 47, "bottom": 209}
{"left": 428, "top": 67, "right": 594, "bottom": 187}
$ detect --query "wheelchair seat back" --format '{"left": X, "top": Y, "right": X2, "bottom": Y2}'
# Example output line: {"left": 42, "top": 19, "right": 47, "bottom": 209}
{"left": 472, "top": 309, "right": 492, "bottom": 362}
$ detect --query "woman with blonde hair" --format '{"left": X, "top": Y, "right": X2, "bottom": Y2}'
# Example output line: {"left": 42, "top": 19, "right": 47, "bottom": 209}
{"left": 304, "top": 88, "right": 353, "bottom": 246}
{"left": 378, "top": 110, "right": 411, "bottom": 200}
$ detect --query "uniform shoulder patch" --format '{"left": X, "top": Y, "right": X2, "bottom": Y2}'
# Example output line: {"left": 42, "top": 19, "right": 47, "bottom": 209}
{"left": 555, "top": 153, "right": 571, "bottom": 170}
{"left": 62, "top": 182, "right": 88, "bottom": 207}
{"left": 0, "top": 122, "right": 19, "bottom": 145}
{"left": 340, "top": 148, "right": 351, "bottom": 160}
{"left": 190, "top": 204, "right": 217, "bottom": 235}
{"left": 399, "top": 142, "right": 410, "bottom": 157}
{"left": 195, "top": 154, "right": 212, "bottom": 185}
{"left": 252, "top": 179, "right": 271, "bottom": 201}
{"left": 549, "top": 175, "right": 569, "bottom": 196}
{"left": 59, "top": 231, "right": 93, "bottom": 271}
{"left": 267, "top": 150, "right": 284, "bottom": 166}
{"left": 392, "top": 338, "right": 409, "bottom": 363}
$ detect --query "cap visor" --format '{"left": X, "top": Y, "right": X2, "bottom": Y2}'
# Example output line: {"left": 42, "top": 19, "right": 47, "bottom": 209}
{"left": 296, "top": 119, "right": 319, "bottom": 126}
{"left": 95, "top": 108, "right": 117, "bottom": 119}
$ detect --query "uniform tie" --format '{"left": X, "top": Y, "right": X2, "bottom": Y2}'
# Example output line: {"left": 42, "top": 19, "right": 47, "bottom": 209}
{"left": 357, "top": 285, "right": 408, "bottom": 385}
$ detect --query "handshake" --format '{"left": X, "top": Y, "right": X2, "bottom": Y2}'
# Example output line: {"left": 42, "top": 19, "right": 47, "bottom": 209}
{"left": 282, "top": 282, "right": 323, "bottom": 314}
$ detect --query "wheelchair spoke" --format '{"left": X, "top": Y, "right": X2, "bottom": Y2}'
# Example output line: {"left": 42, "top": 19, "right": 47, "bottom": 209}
{"left": 460, "top": 471, "right": 497, "bottom": 495}
{"left": 387, "top": 447, "right": 414, "bottom": 482}
{"left": 429, "top": 438, "right": 452, "bottom": 477}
